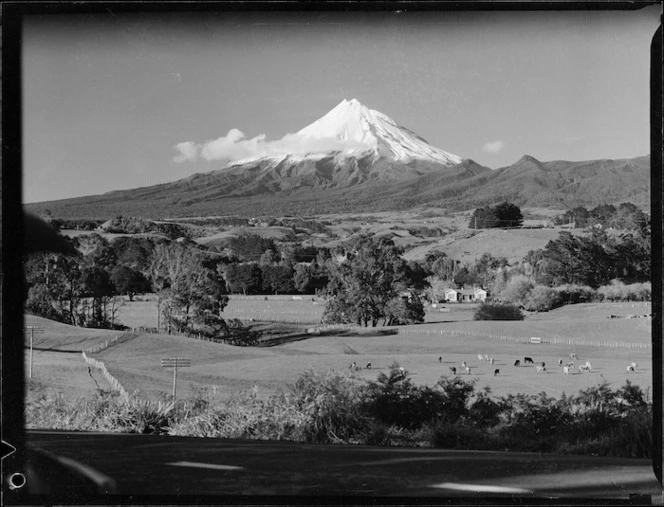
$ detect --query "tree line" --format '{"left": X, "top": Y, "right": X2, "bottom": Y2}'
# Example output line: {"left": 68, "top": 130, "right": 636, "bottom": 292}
{"left": 25, "top": 203, "right": 651, "bottom": 337}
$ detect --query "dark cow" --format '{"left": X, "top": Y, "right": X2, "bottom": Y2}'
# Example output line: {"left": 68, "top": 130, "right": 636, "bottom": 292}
{"left": 365, "top": 362, "right": 372, "bottom": 369}
{"left": 524, "top": 357, "right": 534, "bottom": 364}
{"left": 514, "top": 360, "right": 521, "bottom": 367}
{"left": 449, "top": 366, "right": 457, "bottom": 375}
{"left": 438, "top": 356, "right": 442, "bottom": 363}
{"left": 541, "top": 362, "right": 546, "bottom": 368}
{"left": 494, "top": 369, "right": 500, "bottom": 376}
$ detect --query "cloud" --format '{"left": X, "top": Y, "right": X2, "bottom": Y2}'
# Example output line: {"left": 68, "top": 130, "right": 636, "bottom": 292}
{"left": 482, "top": 140, "right": 505, "bottom": 154}
{"left": 173, "top": 129, "right": 371, "bottom": 164}
{"left": 173, "top": 141, "right": 199, "bottom": 163}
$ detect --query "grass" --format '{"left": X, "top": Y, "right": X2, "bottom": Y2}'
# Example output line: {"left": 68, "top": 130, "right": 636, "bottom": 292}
{"left": 25, "top": 368, "right": 653, "bottom": 458}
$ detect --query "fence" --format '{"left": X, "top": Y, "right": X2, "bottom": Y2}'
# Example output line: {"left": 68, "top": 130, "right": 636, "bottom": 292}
{"left": 81, "top": 350, "right": 129, "bottom": 401}
{"left": 395, "top": 328, "right": 651, "bottom": 349}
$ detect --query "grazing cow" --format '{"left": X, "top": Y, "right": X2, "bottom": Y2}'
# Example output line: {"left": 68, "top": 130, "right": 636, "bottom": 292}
{"left": 461, "top": 361, "right": 467, "bottom": 368}
{"left": 483, "top": 354, "right": 490, "bottom": 361}
{"left": 349, "top": 362, "right": 356, "bottom": 370}
{"left": 627, "top": 365, "right": 635, "bottom": 373}
{"left": 558, "top": 359, "right": 563, "bottom": 366}
{"left": 570, "top": 353, "right": 579, "bottom": 360}
{"left": 449, "top": 366, "right": 457, "bottom": 375}
{"left": 494, "top": 369, "right": 500, "bottom": 376}
{"left": 465, "top": 367, "right": 471, "bottom": 375}
{"left": 524, "top": 357, "right": 534, "bottom": 364}
{"left": 398, "top": 367, "right": 406, "bottom": 374}
{"left": 563, "top": 366, "right": 570, "bottom": 375}
{"left": 541, "top": 362, "right": 546, "bottom": 368}
{"left": 490, "top": 358, "right": 495, "bottom": 366}
{"left": 366, "top": 362, "right": 372, "bottom": 369}
{"left": 514, "top": 360, "right": 521, "bottom": 367}
{"left": 438, "top": 356, "right": 442, "bottom": 363}
{"left": 579, "top": 364, "right": 591, "bottom": 373}
{"left": 477, "top": 354, "right": 484, "bottom": 361}
{"left": 566, "top": 362, "right": 575, "bottom": 369}
{"left": 585, "top": 361, "right": 592, "bottom": 370}
{"left": 630, "top": 362, "right": 638, "bottom": 370}
{"left": 536, "top": 365, "right": 547, "bottom": 373}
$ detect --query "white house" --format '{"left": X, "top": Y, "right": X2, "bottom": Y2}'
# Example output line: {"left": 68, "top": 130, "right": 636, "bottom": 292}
{"left": 444, "top": 288, "right": 487, "bottom": 303}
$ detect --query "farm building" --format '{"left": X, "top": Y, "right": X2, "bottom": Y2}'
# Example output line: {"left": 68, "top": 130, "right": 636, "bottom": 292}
{"left": 444, "top": 288, "right": 487, "bottom": 303}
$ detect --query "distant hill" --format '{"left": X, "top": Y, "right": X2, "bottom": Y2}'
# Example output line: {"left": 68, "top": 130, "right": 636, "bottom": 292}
{"left": 27, "top": 154, "right": 649, "bottom": 219}
{"left": 25, "top": 98, "right": 650, "bottom": 219}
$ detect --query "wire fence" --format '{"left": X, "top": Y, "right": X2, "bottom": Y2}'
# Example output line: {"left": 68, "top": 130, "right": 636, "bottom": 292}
{"left": 81, "top": 350, "right": 129, "bottom": 401}
{"left": 395, "top": 328, "right": 651, "bottom": 349}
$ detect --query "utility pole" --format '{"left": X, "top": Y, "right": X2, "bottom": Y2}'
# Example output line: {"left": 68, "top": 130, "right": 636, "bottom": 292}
{"left": 161, "top": 358, "right": 191, "bottom": 401}
{"left": 24, "top": 326, "right": 44, "bottom": 379}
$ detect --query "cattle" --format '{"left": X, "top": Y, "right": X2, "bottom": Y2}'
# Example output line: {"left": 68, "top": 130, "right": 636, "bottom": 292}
{"left": 570, "top": 353, "right": 579, "bottom": 360}
{"left": 449, "top": 366, "right": 457, "bottom": 375}
{"left": 465, "top": 367, "right": 471, "bottom": 375}
{"left": 563, "top": 366, "right": 570, "bottom": 375}
{"left": 461, "top": 361, "right": 467, "bottom": 368}
{"left": 558, "top": 359, "right": 563, "bottom": 366}
{"left": 438, "top": 356, "right": 442, "bottom": 363}
{"left": 483, "top": 354, "right": 490, "bottom": 361}
{"left": 349, "top": 362, "right": 356, "bottom": 370}
{"left": 584, "top": 361, "right": 592, "bottom": 370}
{"left": 398, "top": 367, "right": 406, "bottom": 374}
{"left": 524, "top": 357, "right": 534, "bottom": 364}
{"left": 514, "top": 360, "right": 521, "bottom": 367}
{"left": 566, "top": 362, "right": 575, "bottom": 369}
{"left": 536, "top": 365, "right": 547, "bottom": 373}
{"left": 494, "top": 369, "right": 500, "bottom": 376}
{"left": 541, "top": 362, "right": 546, "bottom": 368}
{"left": 477, "top": 354, "right": 484, "bottom": 361}
{"left": 579, "top": 364, "right": 591, "bottom": 373}
{"left": 365, "top": 362, "right": 372, "bottom": 369}
{"left": 627, "top": 365, "right": 635, "bottom": 373}
{"left": 630, "top": 362, "right": 638, "bottom": 370}
{"left": 490, "top": 358, "right": 495, "bottom": 366}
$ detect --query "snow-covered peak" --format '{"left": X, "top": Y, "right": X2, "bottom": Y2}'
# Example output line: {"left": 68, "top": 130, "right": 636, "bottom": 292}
{"left": 296, "top": 98, "right": 462, "bottom": 165}
{"left": 228, "top": 98, "right": 462, "bottom": 167}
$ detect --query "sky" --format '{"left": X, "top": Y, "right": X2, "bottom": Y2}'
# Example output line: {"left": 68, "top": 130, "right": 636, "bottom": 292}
{"left": 21, "top": 7, "right": 661, "bottom": 203}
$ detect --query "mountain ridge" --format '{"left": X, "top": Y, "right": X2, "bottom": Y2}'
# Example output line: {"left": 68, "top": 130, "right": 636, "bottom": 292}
{"left": 25, "top": 99, "right": 651, "bottom": 218}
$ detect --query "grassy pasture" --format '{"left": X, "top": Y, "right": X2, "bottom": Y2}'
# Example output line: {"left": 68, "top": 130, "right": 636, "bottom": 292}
{"left": 95, "top": 301, "right": 652, "bottom": 404}
{"left": 23, "top": 315, "right": 124, "bottom": 399}
{"left": 27, "top": 301, "right": 653, "bottom": 409}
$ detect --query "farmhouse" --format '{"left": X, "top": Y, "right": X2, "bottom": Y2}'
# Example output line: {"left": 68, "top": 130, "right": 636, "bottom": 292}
{"left": 444, "top": 288, "right": 487, "bottom": 303}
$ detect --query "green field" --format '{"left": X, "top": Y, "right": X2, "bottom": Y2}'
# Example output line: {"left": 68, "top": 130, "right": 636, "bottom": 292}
{"left": 26, "top": 301, "right": 653, "bottom": 407}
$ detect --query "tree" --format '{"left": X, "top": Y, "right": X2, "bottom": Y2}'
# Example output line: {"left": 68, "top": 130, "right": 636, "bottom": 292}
{"left": 492, "top": 202, "right": 524, "bottom": 228}
{"left": 110, "top": 265, "right": 149, "bottom": 301}
{"left": 149, "top": 243, "right": 228, "bottom": 335}
{"left": 322, "top": 237, "right": 427, "bottom": 327}
{"left": 468, "top": 207, "right": 499, "bottom": 229}
{"left": 224, "top": 263, "right": 262, "bottom": 295}
{"left": 261, "top": 264, "right": 295, "bottom": 294}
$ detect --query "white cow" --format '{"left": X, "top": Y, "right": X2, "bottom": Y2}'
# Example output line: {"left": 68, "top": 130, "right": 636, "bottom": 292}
{"left": 465, "top": 366, "right": 471, "bottom": 375}
{"left": 477, "top": 354, "right": 484, "bottom": 361}
{"left": 536, "top": 365, "right": 547, "bottom": 374}
{"left": 579, "top": 364, "right": 591, "bottom": 373}
{"left": 563, "top": 366, "right": 570, "bottom": 375}
{"left": 461, "top": 361, "right": 467, "bottom": 368}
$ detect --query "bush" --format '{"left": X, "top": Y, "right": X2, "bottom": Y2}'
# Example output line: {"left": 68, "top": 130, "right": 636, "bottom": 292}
{"left": 524, "top": 285, "right": 564, "bottom": 312}
{"left": 555, "top": 284, "right": 596, "bottom": 304}
{"left": 473, "top": 302, "right": 524, "bottom": 320}
{"left": 597, "top": 280, "right": 651, "bottom": 302}
{"left": 362, "top": 364, "right": 447, "bottom": 430}
{"left": 499, "top": 275, "right": 534, "bottom": 306}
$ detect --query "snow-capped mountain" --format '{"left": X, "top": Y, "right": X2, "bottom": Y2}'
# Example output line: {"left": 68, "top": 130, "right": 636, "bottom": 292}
{"left": 292, "top": 98, "right": 462, "bottom": 165}
{"left": 220, "top": 99, "right": 465, "bottom": 190}
{"left": 230, "top": 99, "right": 461, "bottom": 165}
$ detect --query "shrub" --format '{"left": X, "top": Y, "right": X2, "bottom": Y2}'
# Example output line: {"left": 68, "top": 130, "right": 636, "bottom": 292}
{"left": 555, "top": 284, "right": 596, "bottom": 304}
{"left": 499, "top": 275, "right": 534, "bottom": 306}
{"left": 362, "top": 364, "right": 447, "bottom": 430}
{"left": 597, "top": 280, "right": 652, "bottom": 302}
{"left": 473, "top": 302, "right": 524, "bottom": 321}
{"left": 524, "top": 285, "right": 564, "bottom": 312}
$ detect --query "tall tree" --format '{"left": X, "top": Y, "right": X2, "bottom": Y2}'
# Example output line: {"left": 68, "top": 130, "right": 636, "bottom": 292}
{"left": 322, "top": 237, "right": 427, "bottom": 327}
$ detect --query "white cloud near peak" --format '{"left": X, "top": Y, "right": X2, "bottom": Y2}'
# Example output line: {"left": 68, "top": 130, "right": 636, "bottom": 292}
{"left": 482, "top": 140, "right": 505, "bottom": 154}
{"left": 173, "top": 129, "right": 371, "bottom": 164}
